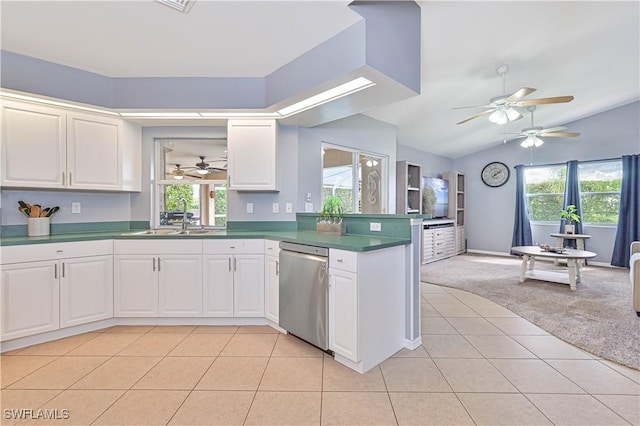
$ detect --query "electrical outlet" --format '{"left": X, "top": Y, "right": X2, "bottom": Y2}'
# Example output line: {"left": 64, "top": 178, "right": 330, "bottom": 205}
{"left": 285, "top": 203, "right": 293, "bottom": 213}
{"left": 370, "top": 222, "right": 381, "bottom": 231}
{"left": 272, "top": 203, "right": 279, "bottom": 213}
{"left": 71, "top": 202, "right": 81, "bottom": 214}
{"left": 305, "top": 202, "right": 313, "bottom": 212}
{"left": 246, "top": 203, "right": 254, "bottom": 213}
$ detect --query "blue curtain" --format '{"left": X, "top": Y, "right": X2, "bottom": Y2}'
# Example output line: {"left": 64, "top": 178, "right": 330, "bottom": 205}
{"left": 611, "top": 154, "right": 640, "bottom": 267}
{"left": 511, "top": 165, "right": 532, "bottom": 253}
{"left": 560, "top": 160, "right": 583, "bottom": 248}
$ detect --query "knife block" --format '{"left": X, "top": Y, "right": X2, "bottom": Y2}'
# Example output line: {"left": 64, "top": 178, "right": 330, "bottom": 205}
{"left": 28, "top": 217, "right": 50, "bottom": 237}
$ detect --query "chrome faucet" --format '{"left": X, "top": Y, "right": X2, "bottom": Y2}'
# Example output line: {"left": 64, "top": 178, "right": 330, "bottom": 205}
{"left": 180, "top": 198, "right": 189, "bottom": 231}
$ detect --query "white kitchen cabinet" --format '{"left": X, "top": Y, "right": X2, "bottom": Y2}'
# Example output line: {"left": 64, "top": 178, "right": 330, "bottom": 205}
{"left": 0, "top": 261, "right": 60, "bottom": 340}
{"left": 328, "top": 247, "right": 405, "bottom": 373}
{"left": 227, "top": 119, "right": 278, "bottom": 191}
{"left": 67, "top": 111, "right": 122, "bottom": 190}
{"left": 60, "top": 255, "right": 113, "bottom": 328}
{"left": 203, "top": 239, "right": 264, "bottom": 317}
{"left": 158, "top": 255, "right": 203, "bottom": 317}
{"left": 329, "top": 267, "right": 358, "bottom": 363}
{"left": 1, "top": 100, "right": 66, "bottom": 188}
{"left": 114, "top": 255, "right": 158, "bottom": 317}
{"left": 113, "top": 240, "right": 203, "bottom": 317}
{"left": 1, "top": 98, "right": 140, "bottom": 191}
{"left": 0, "top": 240, "right": 113, "bottom": 341}
{"left": 264, "top": 240, "right": 280, "bottom": 323}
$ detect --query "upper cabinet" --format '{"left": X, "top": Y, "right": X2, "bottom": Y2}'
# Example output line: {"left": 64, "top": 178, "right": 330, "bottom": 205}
{"left": 1, "top": 99, "right": 141, "bottom": 192}
{"left": 227, "top": 119, "right": 278, "bottom": 191}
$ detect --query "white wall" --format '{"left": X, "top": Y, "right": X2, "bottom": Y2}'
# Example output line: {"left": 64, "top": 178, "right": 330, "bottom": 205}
{"left": 298, "top": 114, "right": 399, "bottom": 214}
{"left": 396, "top": 144, "right": 453, "bottom": 179}
{"left": 453, "top": 101, "right": 640, "bottom": 264}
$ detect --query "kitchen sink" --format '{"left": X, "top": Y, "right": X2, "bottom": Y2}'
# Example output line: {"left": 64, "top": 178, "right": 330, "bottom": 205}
{"left": 122, "top": 228, "right": 222, "bottom": 236}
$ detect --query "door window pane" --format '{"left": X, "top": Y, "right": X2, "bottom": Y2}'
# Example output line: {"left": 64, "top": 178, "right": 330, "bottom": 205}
{"left": 359, "top": 153, "right": 384, "bottom": 214}
{"left": 322, "top": 147, "right": 355, "bottom": 213}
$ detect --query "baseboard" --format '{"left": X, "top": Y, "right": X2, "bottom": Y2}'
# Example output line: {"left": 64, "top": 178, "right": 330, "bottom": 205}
{"left": 403, "top": 336, "right": 422, "bottom": 350}
{"left": 467, "top": 249, "right": 513, "bottom": 257}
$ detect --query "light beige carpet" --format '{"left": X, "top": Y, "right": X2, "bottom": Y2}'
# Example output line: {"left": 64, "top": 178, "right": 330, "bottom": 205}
{"left": 421, "top": 253, "right": 639, "bottom": 370}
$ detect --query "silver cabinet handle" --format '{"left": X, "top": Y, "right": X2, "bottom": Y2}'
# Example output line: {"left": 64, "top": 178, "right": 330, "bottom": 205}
{"left": 157, "top": 257, "right": 161, "bottom": 271}
{"left": 62, "top": 172, "right": 66, "bottom": 186}
{"left": 62, "top": 262, "right": 65, "bottom": 278}
{"left": 337, "top": 259, "right": 344, "bottom": 263}
{"left": 69, "top": 172, "right": 72, "bottom": 186}
{"left": 276, "top": 261, "right": 279, "bottom": 275}
{"left": 153, "top": 258, "right": 156, "bottom": 271}
{"left": 234, "top": 257, "right": 237, "bottom": 271}
{"left": 54, "top": 263, "right": 58, "bottom": 279}
{"left": 229, "top": 246, "right": 235, "bottom": 249}
{"left": 228, "top": 257, "right": 231, "bottom": 272}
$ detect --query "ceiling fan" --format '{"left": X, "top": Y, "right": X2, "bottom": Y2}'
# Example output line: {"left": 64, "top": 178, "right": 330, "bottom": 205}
{"left": 454, "top": 64, "right": 575, "bottom": 125}
{"left": 167, "top": 156, "right": 227, "bottom": 179}
{"left": 513, "top": 106, "right": 581, "bottom": 148}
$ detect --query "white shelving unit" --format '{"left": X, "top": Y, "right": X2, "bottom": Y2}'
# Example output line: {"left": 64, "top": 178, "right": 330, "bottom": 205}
{"left": 444, "top": 171, "right": 466, "bottom": 254}
{"left": 396, "top": 161, "right": 422, "bottom": 214}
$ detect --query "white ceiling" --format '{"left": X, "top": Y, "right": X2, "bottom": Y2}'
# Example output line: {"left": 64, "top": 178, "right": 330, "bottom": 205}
{"left": 1, "top": 1, "right": 638, "bottom": 159}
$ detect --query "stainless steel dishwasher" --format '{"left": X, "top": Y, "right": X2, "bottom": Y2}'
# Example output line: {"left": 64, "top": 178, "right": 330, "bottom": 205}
{"left": 279, "top": 242, "right": 329, "bottom": 350}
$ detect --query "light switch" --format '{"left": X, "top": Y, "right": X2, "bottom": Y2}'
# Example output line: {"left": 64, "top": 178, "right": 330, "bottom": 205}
{"left": 272, "top": 202, "right": 279, "bottom": 213}
{"left": 285, "top": 203, "right": 293, "bottom": 213}
{"left": 246, "top": 203, "right": 254, "bottom": 213}
{"left": 71, "top": 202, "right": 81, "bottom": 214}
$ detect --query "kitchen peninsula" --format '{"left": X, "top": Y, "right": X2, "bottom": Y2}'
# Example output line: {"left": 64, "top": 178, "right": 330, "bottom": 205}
{"left": 0, "top": 214, "right": 424, "bottom": 373}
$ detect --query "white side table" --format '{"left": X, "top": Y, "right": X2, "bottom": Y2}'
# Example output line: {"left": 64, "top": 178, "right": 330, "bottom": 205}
{"left": 550, "top": 233, "right": 591, "bottom": 265}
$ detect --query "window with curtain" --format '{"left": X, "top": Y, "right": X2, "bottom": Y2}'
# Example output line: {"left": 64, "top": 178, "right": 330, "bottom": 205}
{"left": 578, "top": 160, "right": 622, "bottom": 225}
{"left": 524, "top": 165, "right": 567, "bottom": 222}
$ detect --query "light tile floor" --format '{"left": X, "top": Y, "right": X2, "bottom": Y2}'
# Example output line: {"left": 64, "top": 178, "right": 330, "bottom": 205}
{"left": 1, "top": 284, "right": 639, "bottom": 425}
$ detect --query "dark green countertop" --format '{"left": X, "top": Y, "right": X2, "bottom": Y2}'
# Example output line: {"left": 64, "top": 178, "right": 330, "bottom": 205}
{"left": 0, "top": 230, "right": 409, "bottom": 252}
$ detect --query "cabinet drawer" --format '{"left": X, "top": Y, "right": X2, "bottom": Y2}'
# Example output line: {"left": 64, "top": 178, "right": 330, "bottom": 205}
{"left": 329, "top": 249, "right": 357, "bottom": 272}
{"left": 114, "top": 239, "right": 202, "bottom": 255}
{"left": 203, "top": 239, "right": 264, "bottom": 254}
{"left": 264, "top": 239, "right": 280, "bottom": 256}
{"left": 1, "top": 240, "right": 113, "bottom": 264}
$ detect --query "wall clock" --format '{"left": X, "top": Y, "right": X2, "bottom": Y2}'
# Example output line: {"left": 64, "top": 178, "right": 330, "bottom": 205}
{"left": 481, "top": 162, "right": 510, "bottom": 187}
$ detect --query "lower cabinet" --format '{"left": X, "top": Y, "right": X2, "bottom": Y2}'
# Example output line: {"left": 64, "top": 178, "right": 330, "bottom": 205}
{"left": 1, "top": 261, "right": 60, "bottom": 340}
{"left": 202, "top": 254, "right": 264, "bottom": 317}
{"left": 60, "top": 255, "right": 113, "bottom": 327}
{"left": 0, "top": 241, "right": 114, "bottom": 341}
{"left": 114, "top": 254, "right": 202, "bottom": 317}
{"left": 264, "top": 240, "right": 280, "bottom": 324}
{"left": 328, "top": 267, "right": 358, "bottom": 363}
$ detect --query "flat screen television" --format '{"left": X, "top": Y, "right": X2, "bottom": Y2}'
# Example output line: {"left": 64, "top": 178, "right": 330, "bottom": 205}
{"left": 422, "top": 177, "right": 449, "bottom": 218}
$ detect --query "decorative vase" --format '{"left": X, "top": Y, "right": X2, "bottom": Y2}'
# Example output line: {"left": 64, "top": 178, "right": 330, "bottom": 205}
{"left": 316, "top": 220, "right": 346, "bottom": 236}
{"left": 565, "top": 224, "right": 575, "bottom": 234}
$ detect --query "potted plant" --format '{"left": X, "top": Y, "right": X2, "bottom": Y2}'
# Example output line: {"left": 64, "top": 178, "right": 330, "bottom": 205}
{"left": 560, "top": 204, "right": 581, "bottom": 234}
{"left": 317, "top": 195, "right": 346, "bottom": 235}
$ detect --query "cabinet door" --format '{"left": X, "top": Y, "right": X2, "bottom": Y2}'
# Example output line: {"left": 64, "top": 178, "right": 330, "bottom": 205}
{"left": 233, "top": 254, "right": 265, "bottom": 317}
{"left": 67, "top": 112, "right": 122, "bottom": 190}
{"left": 158, "top": 255, "right": 203, "bottom": 317}
{"left": 60, "top": 255, "right": 113, "bottom": 328}
{"left": 114, "top": 255, "right": 157, "bottom": 317}
{"left": 203, "top": 255, "right": 234, "bottom": 317}
{"left": 1, "top": 100, "right": 66, "bottom": 188}
{"left": 264, "top": 255, "right": 279, "bottom": 323}
{"left": 227, "top": 119, "right": 278, "bottom": 191}
{"left": 329, "top": 268, "right": 359, "bottom": 362}
{"left": 1, "top": 261, "right": 60, "bottom": 340}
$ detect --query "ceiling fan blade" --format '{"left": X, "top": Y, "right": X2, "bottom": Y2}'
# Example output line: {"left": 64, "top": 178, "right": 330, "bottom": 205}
{"left": 505, "top": 87, "right": 536, "bottom": 103}
{"left": 539, "top": 126, "right": 567, "bottom": 134}
{"left": 456, "top": 109, "right": 495, "bottom": 125}
{"left": 515, "top": 95, "right": 574, "bottom": 106}
{"left": 541, "top": 132, "right": 581, "bottom": 137}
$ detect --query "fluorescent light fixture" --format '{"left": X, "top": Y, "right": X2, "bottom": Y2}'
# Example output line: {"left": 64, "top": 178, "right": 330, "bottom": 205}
{"left": 199, "top": 112, "right": 280, "bottom": 118}
{"left": 119, "top": 112, "right": 201, "bottom": 118}
{"left": 276, "top": 77, "right": 375, "bottom": 117}
{"left": 0, "top": 90, "right": 120, "bottom": 116}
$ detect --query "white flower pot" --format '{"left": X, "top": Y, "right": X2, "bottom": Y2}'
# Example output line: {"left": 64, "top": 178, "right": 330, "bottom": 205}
{"left": 565, "top": 224, "right": 575, "bottom": 234}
